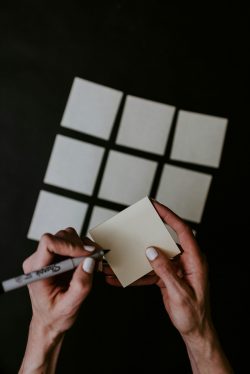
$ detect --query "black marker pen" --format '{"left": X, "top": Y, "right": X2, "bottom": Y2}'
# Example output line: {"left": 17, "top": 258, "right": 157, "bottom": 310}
{"left": 0, "top": 249, "right": 109, "bottom": 294}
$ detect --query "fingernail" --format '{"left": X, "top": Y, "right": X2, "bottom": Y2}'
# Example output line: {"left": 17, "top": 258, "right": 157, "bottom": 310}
{"left": 146, "top": 247, "right": 158, "bottom": 261}
{"left": 82, "top": 257, "right": 95, "bottom": 274}
{"left": 84, "top": 245, "right": 95, "bottom": 252}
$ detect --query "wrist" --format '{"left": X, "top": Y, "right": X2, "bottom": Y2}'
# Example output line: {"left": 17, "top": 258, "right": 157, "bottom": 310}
{"left": 29, "top": 317, "right": 64, "bottom": 350}
{"left": 182, "top": 321, "right": 219, "bottom": 356}
{"left": 182, "top": 322, "right": 233, "bottom": 373}
{"left": 19, "top": 318, "right": 65, "bottom": 373}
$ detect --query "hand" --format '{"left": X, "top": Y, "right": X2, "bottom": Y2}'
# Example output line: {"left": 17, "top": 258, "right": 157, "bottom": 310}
{"left": 19, "top": 227, "right": 98, "bottom": 374}
{"left": 104, "top": 201, "right": 233, "bottom": 373}
{"left": 23, "top": 227, "right": 97, "bottom": 334}
{"left": 145, "top": 201, "right": 210, "bottom": 338}
{"left": 104, "top": 200, "right": 209, "bottom": 336}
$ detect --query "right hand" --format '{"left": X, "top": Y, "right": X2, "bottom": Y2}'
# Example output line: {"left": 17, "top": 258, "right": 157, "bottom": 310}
{"left": 145, "top": 201, "right": 210, "bottom": 339}
{"left": 23, "top": 227, "right": 98, "bottom": 336}
{"left": 19, "top": 228, "right": 100, "bottom": 374}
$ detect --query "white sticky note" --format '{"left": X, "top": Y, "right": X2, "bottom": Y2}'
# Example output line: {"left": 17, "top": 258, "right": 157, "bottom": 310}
{"left": 164, "top": 224, "right": 196, "bottom": 244}
{"left": 117, "top": 95, "right": 175, "bottom": 155}
{"left": 89, "top": 196, "right": 180, "bottom": 287}
{"left": 61, "top": 77, "right": 123, "bottom": 139}
{"left": 44, "top": 135, "right": 104, "bottom": 195}
{"left": 28, "top": 190, "right": 87, "bottom": 241}
{"left": 88, "top": 206, "right": 118, "bottom": 231}
{"left": 98, "top": 151, "right": 157, "bottom": 205}
{"left": 170, "top": 110, "right": 228, "bottom": 168}
{"left": 157, "top": 164, "right": 212, "bottom": 223}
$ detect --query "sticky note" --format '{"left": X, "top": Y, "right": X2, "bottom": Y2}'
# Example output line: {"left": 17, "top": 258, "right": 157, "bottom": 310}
{"left": 170, "top": 110, "right": 228, "bottom": 168}
{"left": 88, "top": 206, "right": 118, "bottom": 231}
{"left": 89, "top": 196, "right": 180, "bottom": 287}
{"left": 156, "top": 164, "right": 212, "bottom": 223}
{"left": 44, "top": 135, "right": 104, "bottom": 195}
{"left": 117, "top": 95, "right": 175, "bottom": 155}
{"left": 98, "top": 150, "right": 157, "bottom": 205}
{"left": 28, "top": 190, "right": 88, "bottom": 241}
{"left": 61, "top": 77, "right": 123, "bottom": 139}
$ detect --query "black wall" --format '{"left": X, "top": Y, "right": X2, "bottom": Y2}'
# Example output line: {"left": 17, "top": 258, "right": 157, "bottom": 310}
{"left": 0, "top": 2, "right": 249, "bottom": 373}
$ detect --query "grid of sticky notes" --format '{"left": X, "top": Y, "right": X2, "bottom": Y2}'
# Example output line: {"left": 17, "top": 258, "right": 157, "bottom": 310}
{"left": 27, "top": 77, "right": 228, "bottom": 241}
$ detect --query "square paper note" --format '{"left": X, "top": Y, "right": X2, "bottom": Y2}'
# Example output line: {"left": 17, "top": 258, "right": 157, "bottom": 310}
{"left": 88, "top": 206, "right": 118, "bottom": 231}
{"left": 98, "top": 150, "right": 157, "bottom": 205}
{"left": 170, "top": 110, "right": 228, "bottom": 168}
{"left": 89, "top": 196, "right": 180, "bottom": 287}
{"left": 157, "top": 164, "right": 212, "bottom": 223}
{"left": 44, "top": 135, "right": 104, "bottom": 195}
{"left": 28, "top": 190, "right": 88, "bottom": 241}
{"left": 61, "top": 77, "right": 123, "bottom": 139}
{"left": 117, "top": 95, "right": 175, "bottom": 155}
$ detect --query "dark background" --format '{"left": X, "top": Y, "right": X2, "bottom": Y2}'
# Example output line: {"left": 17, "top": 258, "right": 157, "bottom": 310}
{"left": 0, "top": 1, "right": 249, "bottom": 373}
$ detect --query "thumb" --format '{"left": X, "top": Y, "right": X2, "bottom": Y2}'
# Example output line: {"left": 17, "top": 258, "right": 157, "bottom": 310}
{"left": 145, "top": 247, "right": 180, "bottom": 289}
{"left": 66, "top": 257, "right": 95, "bottom": 305}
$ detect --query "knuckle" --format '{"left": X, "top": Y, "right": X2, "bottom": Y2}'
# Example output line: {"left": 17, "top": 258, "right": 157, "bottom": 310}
{"left": 55, "top": 229, "right": 67, "bottom": 237}
{"left": 40, "top": 233, "right": 53, "bottom": 245}
{"left": 65, "top": 227, "right": 77, "bottom": 234}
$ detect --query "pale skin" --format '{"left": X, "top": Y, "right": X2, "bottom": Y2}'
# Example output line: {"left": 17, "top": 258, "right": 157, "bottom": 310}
{"left": 19, "top": 228, "right": 97, "bottom": 374}
{"left": 19, "top": 201, "right": 233, "bottom": 374}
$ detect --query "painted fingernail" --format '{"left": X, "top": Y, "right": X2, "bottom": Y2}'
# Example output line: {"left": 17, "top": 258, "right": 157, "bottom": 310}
{"left": 84, "top": 245, "right": 95, "bottom": 252}
{"left": 146, "top": 247, "right": 158, "bottom": 261}
{"left": 82, "top": 257, "right": 95, "bottom": 274}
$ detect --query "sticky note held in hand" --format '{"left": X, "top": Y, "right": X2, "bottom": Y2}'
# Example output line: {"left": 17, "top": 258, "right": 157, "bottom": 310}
{"left": 89, "top": 197, "right": 180, "bottom": 287}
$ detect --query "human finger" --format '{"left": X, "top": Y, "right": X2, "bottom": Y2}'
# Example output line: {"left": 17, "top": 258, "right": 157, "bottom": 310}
{"left": 145, "top": 246, "right": 192, "bottom": 298}
{"left": 23, "top": 233, "right": 94, "bottom": 273}
{"left": 55, "top": 229, "right": 99, "bottom": 253}
{"left": 63, "top": 257, "right": 95, "bottom": 305}
{"left": 55, "top": 227, "right": 82, "bottom": 244}
{"left": 152, "top": 200, "right": 201, "bottom": 259}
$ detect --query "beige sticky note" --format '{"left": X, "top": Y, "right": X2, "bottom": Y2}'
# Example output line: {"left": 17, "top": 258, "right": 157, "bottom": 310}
{"left": 89, "top": 196, "right": 180, "bottom": 287}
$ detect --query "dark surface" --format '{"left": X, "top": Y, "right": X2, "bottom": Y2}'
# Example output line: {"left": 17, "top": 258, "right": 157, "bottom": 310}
{"left": 0, "top": 1, "right": 249, "bottom": 373}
